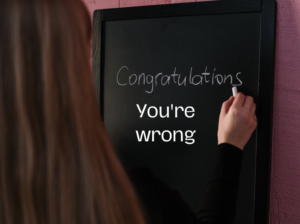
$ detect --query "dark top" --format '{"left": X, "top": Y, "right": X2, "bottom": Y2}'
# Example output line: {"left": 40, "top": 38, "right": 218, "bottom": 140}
{"left": 127, "top": 143, "right": 244, "bottom": 224}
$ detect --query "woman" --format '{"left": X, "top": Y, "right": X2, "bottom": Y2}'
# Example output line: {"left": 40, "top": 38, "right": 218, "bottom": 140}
{"left": 0, "top": 0, "right": 257, "bottom": 224}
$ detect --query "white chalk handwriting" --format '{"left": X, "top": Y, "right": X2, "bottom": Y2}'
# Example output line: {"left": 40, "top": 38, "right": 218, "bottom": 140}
{"left": 116, "top": 66, "right": 243, "bottom": 94}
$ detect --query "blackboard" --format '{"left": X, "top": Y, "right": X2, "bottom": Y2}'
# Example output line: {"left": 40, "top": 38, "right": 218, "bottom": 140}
{"left": 92, "top": 1, "right": 276, "bottom": 223}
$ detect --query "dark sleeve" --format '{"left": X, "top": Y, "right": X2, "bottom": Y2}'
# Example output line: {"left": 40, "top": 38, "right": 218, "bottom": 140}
{"left": 196, "top": 143, "right": 244, "bottom": 224}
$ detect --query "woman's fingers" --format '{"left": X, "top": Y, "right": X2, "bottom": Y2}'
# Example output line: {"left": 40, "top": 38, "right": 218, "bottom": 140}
{"left": 233, "top": 93, "right": 255, "bottom": 112}
{"left": 251, "top": 103, "right": 256, "bottom": 114}
{"left": 232, "top": 92, "right": 245, "bottom": 107}
{"left": 243, "top": 96, "right": 254, "bottom": 110}
{"left": 220, "top": 96, "right": 234, "bottom": 116}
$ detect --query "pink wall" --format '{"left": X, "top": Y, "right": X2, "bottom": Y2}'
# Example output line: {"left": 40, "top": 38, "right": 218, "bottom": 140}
{"left": 269, "top": 0, "right": 300, "bottom": 223}
{"left": 83, "top": 0, "right": 300, "bottom": 223}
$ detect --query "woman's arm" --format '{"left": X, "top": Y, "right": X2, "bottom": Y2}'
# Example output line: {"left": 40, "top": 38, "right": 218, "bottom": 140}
{"left": 196, "top": 143, "right": 243, "bottom": 223}
{"left": 197, "top": 93, "right": 257, "bottom": 224}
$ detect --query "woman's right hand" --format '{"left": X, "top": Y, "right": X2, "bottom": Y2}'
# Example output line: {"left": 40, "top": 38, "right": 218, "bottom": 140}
{"left": 217, "top": 92, "right": 257, "bottom": 150}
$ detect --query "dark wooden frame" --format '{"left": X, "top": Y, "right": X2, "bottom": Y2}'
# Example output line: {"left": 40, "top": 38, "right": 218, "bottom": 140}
{"left": 92, "top": 1, "right": 276, "bottom": 223}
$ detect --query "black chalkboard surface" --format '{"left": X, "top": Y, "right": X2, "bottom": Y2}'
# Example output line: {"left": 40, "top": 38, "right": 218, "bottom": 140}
{"left": 92, "top": 1, "right": 276, "bottom": 223}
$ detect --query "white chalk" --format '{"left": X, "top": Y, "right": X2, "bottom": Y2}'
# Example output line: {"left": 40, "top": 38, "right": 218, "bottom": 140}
{"left": 232, "top": 87, "right": 238, "bottom": 98}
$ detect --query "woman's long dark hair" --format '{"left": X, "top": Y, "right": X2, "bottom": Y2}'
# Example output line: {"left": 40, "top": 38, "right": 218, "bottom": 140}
{"left": 0, "top": 0, "right": 146, "bottom": 224}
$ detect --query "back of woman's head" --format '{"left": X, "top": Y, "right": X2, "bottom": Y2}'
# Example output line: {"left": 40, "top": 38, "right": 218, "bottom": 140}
{"left": 0, "top": 1, "right": 146, "bottom": 224}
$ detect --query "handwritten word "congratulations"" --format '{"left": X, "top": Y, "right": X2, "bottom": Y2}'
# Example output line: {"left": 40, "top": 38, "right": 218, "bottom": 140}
{"left": 116, "top": 66, "right": 243, "bottom": 94}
